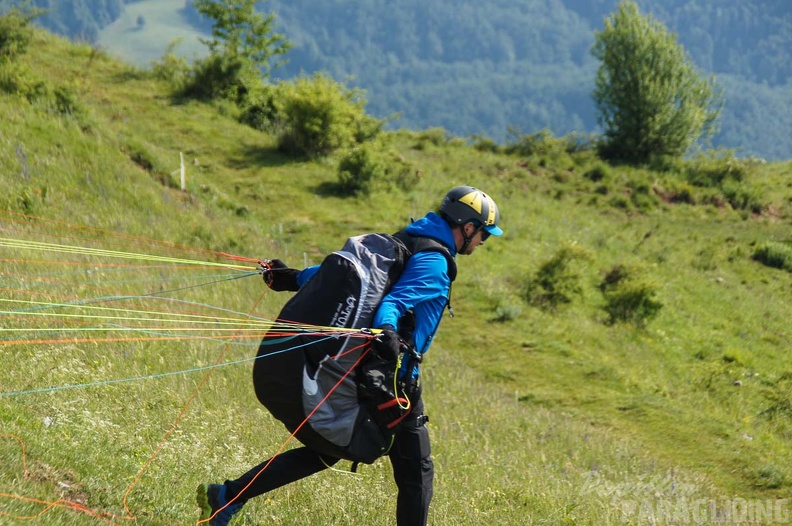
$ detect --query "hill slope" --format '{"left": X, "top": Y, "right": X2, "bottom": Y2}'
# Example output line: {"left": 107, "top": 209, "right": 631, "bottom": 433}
{"left": 1, "top": 28, "right": 792, "bottom": 525}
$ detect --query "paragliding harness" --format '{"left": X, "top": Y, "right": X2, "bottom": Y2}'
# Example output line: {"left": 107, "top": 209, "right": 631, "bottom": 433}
{"left": 253, "top": 229, "right": 456, "bottom": 465}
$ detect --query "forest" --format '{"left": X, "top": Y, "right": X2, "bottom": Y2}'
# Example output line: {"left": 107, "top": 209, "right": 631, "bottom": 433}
{"left": 3, "top": 0, "right": 791, "bottom": 159}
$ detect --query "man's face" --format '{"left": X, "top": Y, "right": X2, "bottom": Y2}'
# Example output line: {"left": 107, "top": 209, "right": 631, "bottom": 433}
{"left": 460, "top": 223, "right": 490, "bottom": 255}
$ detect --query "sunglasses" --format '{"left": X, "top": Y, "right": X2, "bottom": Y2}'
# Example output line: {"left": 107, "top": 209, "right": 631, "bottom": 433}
{"left": 471, "top": 222, "right": 491, "bottom": 241}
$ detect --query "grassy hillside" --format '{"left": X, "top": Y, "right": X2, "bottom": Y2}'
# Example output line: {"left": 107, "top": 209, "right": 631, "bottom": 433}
{"left": 2, "top": 28, "right": 792, "bottom": 526}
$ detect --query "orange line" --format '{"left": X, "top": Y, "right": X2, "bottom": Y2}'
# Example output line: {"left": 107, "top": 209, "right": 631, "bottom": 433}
{"left": 199, "top": 339, "right": 374, "bottom": 525}
{"left": 0, "top": 334, "right": 269, "bottom": 346}
{"left": 122, "top": 289, "right": 270, "bottom": 522}
{"left": 0, "top": 211, "right": 227, "bottom": 261}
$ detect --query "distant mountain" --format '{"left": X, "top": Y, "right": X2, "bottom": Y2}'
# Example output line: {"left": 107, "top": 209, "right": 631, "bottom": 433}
{"left": 258, "top": 0, "right": 792, "bottom": 160}
{"left": 6, "top": 0, "right": 791, "bottom": 160}
{"left": 0, "top": 0, "right": 125, "bottom": 41}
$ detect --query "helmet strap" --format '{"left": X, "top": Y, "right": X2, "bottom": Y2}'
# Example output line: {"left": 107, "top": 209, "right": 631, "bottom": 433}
{"left": 459, "top": 222, "right": 482, "bottom": 255}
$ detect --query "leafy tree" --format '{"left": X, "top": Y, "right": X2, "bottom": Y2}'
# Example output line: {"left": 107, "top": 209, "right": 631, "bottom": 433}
{"left": 591, "top": 0, "right": 722, "bottom": 163}
{"left": 185, "top": 0, "right": 290, "bottom": 102}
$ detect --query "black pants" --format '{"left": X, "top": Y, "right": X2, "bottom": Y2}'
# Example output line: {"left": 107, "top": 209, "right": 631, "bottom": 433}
{"left": 224, "top": 398, "right": 433, "bottom": 526}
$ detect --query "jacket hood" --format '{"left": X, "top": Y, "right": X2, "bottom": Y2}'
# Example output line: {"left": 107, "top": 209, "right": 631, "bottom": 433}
{"left": 404, "top": 212, "right": 457, "bottom": 256}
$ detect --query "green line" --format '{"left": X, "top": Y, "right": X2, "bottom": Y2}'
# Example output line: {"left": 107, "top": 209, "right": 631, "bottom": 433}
{"left": 0, "top": 237, "right": 256, "bottom": 270}
{"left": 0, "top": 335, "right": 336, "bottom": 397}
{"left": 0, "top": 298, "right": 269, "bottom": 326}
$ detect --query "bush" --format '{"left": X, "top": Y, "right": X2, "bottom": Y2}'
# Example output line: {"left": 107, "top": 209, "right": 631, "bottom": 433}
{"left": 238, "top": 84, "right": 278, "bottom": 131}
{"left": 752, "top": 242, "right": 792, "bottom": 272}
{"left": 0, "top": 62, "right": 85, "bottom": 118}
{"left": 666, "top": 182, "right": 697, "bottom": 204}
{"left": 180, "top": 54, "right": 257, "bottom": 104}
{"left": 599, "top": 264, "right": 663, "bottom": 326}
{"left": 721, "top": 179, "right": 764, "bottom": 213}
{"left": 627, "top": 179, "right": 660, "bottom": 211}
{"left": 337, "top": 143, "right": 420, "bottom": 196}
{"left": 506, "top": 128, "right": 578, "bottom": 159}
{"left": 150, "top": 40, "right": 191, "bottom": 89}
{"left": 337, "top": 144, "right": 386, "bottom": 195}
{"left": 413, "top": 128, "right": 450, "bottom": 149}
{"left": 584, "top": 162, "right": 611, "bottom": 182}
{"left": 684, "top": 149, "right": 755, "bottom": 187}
{"left": 471, "top": 134, "right": 501, "bottom": 153}
{"left": 275, "top": 73, "right": 382, "bottom": 158}
{"left": 0, "top": 5, "right": 38, "bottom": 60}
{"left": 526, "top": 244, "right": 592, "bottom": 310}
{"left": 672, "top": 150, "right": 766, "bottom": 212}
{"left": 493, "top": 301, "right": 522, "bottom": 322}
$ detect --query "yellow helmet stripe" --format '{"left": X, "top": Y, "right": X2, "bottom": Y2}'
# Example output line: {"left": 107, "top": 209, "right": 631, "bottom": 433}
{"left": 458, "top": 190, "right": 482, "bottom": 214}
{"left": 484, "top": 195, "right": 497, "bottom": 225}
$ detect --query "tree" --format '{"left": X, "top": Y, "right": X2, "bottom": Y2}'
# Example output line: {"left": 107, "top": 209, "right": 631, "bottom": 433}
{"left": 186, "top": 0, "right": 290, "bottom": 102}
{"left": 591, "top": 0, "right": 722, "bottom": 163}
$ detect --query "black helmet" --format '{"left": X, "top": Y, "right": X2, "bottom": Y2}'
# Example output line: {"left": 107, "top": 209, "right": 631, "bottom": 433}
{"left": 439, "top": 186, "right": 503, "bottom": 236}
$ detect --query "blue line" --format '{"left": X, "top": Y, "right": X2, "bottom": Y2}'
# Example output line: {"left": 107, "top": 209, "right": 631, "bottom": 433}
{"left": 0, "top": 335, "right": 338, "bottom": 398}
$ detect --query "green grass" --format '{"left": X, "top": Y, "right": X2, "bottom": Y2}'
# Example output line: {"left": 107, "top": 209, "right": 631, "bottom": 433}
{"left": 2, "top": 28, "right": 792, "bottom": 525}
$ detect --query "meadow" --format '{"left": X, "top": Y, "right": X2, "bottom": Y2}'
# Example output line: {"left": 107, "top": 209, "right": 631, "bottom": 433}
{"left": 1, "top": 27, "right": 792, "bottom": 525}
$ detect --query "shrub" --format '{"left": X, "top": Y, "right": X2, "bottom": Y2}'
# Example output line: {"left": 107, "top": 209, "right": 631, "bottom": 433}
{"left": 471, "top": 134, "right": 501, "bottom": 153}
{"left": 676, "top": 150, "right": 766, "bottom": 212}
{"left": 337, "top": 144, "right": 386, "bottom": 195}
{"left": 275, "top": 73, "right": 382, "bottom": 158}
{"left": 627, "top": 179, "right": 660, "bottom": 211}
{"left": 526, "top": 244, "right": 592, "bottom": 310}
{"left": 584, "top": 162, "right": 611, "bottom": 182}
{"left": 752, "top": 242, "right": 792, "bottom": 272}
{"left": 668, "top": 182, "right": 696, "bottom": 204}
{"left": 238, "top": 84, "right": 278, "bottom": 131}
{"left": 684, "top": 149, "right": 754, "bottom": 187}
{"left": 599, "top": 264, "right": 663, "bottom": 326}
{"left": 180, "top": 53, "right": 257, "bottom": 104}
{"left": 721, "top": 179, "right": 764, "bottom": 213}
{"left": 493, "top": 301, "right": 522, "bottom": 322}
{"left": 0, "top": 63, "right": 86, "bottom": 119}
{"left": 337, "top": 144, "right": 419, "bottom": 195}
{"left": 413, "top": 128, "right": 449, "bottom": 149}
{"left": 385, "top": 150, "right": 421, "bottom": 191}
{"left": 505, "top": 128, "right": 578, "bottom": 159}
{"left": 150, "top": 40, "right": 191, "bottom": 89}
{"left": 0, "top": 5, "right": 39, "bottom": 60}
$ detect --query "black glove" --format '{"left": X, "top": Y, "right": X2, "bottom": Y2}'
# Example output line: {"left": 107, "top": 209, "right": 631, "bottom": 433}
{"left": 373, "top": 326, "right": 404, "bottom": 361}
{"left": 261, "top": 259, "right": 300, "bottom": 292}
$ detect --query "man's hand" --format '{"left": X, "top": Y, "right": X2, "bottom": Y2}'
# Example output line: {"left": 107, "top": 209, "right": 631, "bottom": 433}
{"left": 261, "top": 259, "right": 300, "bottom": 292}
{"left": 372, "top": 326, "right": 404, "bottom": 361}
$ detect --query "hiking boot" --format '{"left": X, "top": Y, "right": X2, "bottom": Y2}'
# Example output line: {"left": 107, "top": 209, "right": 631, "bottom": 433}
{"left": 196, "top": 483, "right": 243, "bottom": 526}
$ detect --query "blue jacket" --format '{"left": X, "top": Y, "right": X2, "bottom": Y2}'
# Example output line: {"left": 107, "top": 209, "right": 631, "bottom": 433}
{"left": 296, "top": 212, "right": 456, "bottom": 375}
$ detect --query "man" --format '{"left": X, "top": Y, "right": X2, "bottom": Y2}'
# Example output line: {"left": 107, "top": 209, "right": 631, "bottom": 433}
{"left": 197, "top": 186, "right": 502, "bottom": 525}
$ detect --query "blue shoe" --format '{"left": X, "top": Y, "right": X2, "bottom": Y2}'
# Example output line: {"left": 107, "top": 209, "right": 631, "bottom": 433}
{"left": 196, "top": 483, "right": 243, "bottom": 526}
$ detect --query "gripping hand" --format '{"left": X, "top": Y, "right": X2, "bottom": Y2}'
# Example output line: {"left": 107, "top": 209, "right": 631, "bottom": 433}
{"left": 373, "top": 326, "right": 405, "bottom": 361}
{"left": 260, "top": 259, "right": 300, "bottom": 292}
